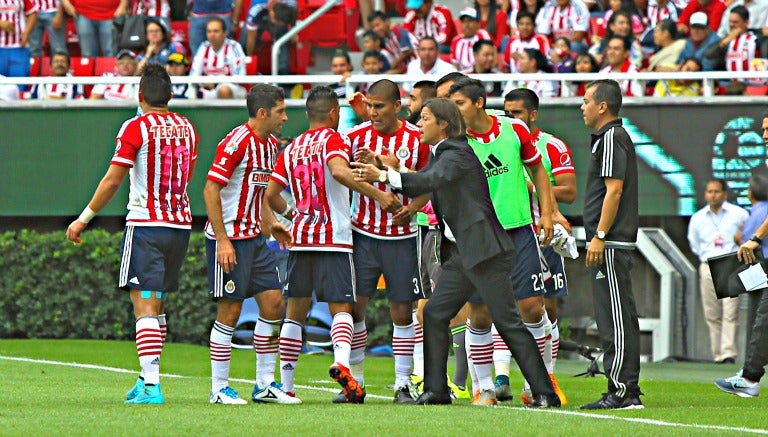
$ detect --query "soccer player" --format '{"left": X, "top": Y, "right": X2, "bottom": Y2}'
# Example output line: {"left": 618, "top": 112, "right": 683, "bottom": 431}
{"left": 265, "top": 86, "right": 402, "bottom": 404}
{"left": 448, "top": 77, "right": 556, "bottom": 406}
{"left": 498, "top": 88, "right": 577, "bottom": 405}
{"left": 203, "top": 84, "right": 300, "bottom": 405}
{"left": 344, "top": 79, "right": 431, "bottom": 404}
{"left": 66, "top": 64, "right": 198, "bottom": 405}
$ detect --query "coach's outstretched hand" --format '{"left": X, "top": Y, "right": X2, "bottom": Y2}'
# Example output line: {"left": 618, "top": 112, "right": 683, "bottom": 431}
{"left": 66, "top": 220, "right": 87, "bottom": 245}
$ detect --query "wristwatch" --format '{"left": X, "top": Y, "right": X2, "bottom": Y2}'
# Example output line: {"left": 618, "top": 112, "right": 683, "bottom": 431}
{"left": 751, "top": 234, "right": 763, "bottom": 244}
{"left": 378, "top": 170, "right": 388, "bottom": 183}
{"left": 596, "top": 230, "right": 606, "bottom": 240}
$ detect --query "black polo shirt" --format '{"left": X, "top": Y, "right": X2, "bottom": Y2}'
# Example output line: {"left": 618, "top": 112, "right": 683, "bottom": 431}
{"left": 583, "top": 118, "right": 639, "bottom": 246}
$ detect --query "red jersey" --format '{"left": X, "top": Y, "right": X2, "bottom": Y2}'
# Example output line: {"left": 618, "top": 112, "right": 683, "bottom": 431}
{"left": 205, "top": 123, "right": 279, "bottom": 240}
{"left": 70, "top": 0, "right": 120, "bottom": 21}
{"left": 111, "top": 112, "right": 199, "bottom": 229}
{"left": 345, "top": 120, "right": 429, "bottom": 239}
{"left": 270, "top": 127, "right": 354, "bottom": 252}
{"left": 726, "top": 32, "right": 758, "bottom": 72}
{"left": 403, "top": 3, "right": 456, "bottom": 46}
{"left": 33, "top": 0, "right": 57, "bottom": 13}
{"left": 0, "top": 0, "right": 36, "bottom": 48}
{"left": 131, "top": 0, "right": 170, "bottom": 18}
{"left": 450, "top": 29, "right": 492, "bottom": 71}
{"left": 383, "top": 26, "right": 419, "bottom": 65}
{"left": 504, "top": 34, "right": 551, "bottom": 72}
{"left": 480, "top": 9, "right": 509, "bottom": 48}
{"left": 529, "top": 129, "right": 575, "bottom": 221}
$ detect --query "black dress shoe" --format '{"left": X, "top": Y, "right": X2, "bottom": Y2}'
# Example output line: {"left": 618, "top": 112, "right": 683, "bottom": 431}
{"left": 719, "top": 357, "right": 737, "bottom": 364}
{"left": 528, "top": 393, "right": 561, "bottom": 408}
{"left": 415, "top": 391, "right": 452, "bottom": 405}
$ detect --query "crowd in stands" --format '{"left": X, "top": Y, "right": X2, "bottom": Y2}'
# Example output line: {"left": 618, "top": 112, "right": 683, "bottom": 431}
{"left": 2, "top": 0, "right": 768, "bottom": 101}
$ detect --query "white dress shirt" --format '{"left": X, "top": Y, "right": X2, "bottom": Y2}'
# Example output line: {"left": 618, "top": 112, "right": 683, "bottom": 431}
{"left": 687, "top": 201, "right": 749, "bottom": 262}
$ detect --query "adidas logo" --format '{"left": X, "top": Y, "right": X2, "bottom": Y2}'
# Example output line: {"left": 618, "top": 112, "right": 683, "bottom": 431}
{"left": 282, "top": 363, "right": 294, "bottom": 371}
{"left": 150, "top": 357, "right": 160, "bottom": 365}
{"left": 129, "top": 277, "right": 140, "bottom": 285}
{"left": 483, "top": 154, "right": 509, "bottom": 178}
{"left": 595, "top": 271, "right": 606, "bottom": 280}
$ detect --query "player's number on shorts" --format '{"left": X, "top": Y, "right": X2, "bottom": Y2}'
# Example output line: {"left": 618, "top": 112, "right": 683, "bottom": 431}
{"left": 552, "top": 273, "right": 565, "bottom": 290}
{"left": 293, "top": 162, "right": 325, "bottom": 213}
{"left": 531, "top": 273, "right": 546, "bottom": 292}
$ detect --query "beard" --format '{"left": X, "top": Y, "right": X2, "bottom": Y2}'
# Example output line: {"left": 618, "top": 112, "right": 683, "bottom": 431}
{"left": 407, "top": 110, "right": 421, "bottom": 125}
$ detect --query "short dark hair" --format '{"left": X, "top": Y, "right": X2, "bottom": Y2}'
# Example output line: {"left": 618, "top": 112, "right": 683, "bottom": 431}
{"left": 681, "top": 57, "right": 702, "bottom": 70}
{"left": 332, "top": 50, "right": 352, "bottom": 65}
{"left": 656, "top": 19, "right": 679, "bottom": 40}
{"left": 586, "top": 79, "right": 622, "bottom": 115}
{"left": 448, "top": 76, "right": 486, "bottom": 108}
{"left": 523, "top": 48, "right": 553, "bottom": 73}
{"left": 731, "top": 5, "right": 749, "bottom": 21}
{"left": 516, "top": 10, "right": 535, "bottom": 24}
{"left": 362, "top": 29, "right": 381, "bottom": 43}
{"left": 423, "top": 98, "right": 465, "bottom": 139}
{"left": 366, "top": 79, "right": 400, "bottom": 102}
{"left": 472, "top": 39, "right": 495, "bottom": 54}
{"left": 435, "top": 72, "right": 466, "bottom": 90}
{"left": 207, "top": 17, "right": 226, "bottom": 32}
{"left": 608, "top": 35, "right": 630, "bottom": 52}
{"left": 413, "top": 80, "right": 437, "bottom": 101}
{"left": 707, "top": 178, "right": 728, "bottom": 192}
{"left": 139, "top": 63, "right": 172, "bottom": 107}
{"left": 576, "top": 53, "right": 599, "bottom": 72}
{"left": 749, "top": 175, "right": 768, "bottom": 201}
{"left": 306, "top": 86, "right": 339, "bottom": 122}
{"left": 362, "top": 50, "right": 384, "bottom": 63}
{"left": 51, "top": 51, "right": 70, "bottom": 65}
{"left": 367, "top": 10, "right": 388, "bottom": 23}
{"left": 247, "top": 83, "right": 285, "bottom": 118}
{"left": 418, "top": 36, "right": 438, "bottom": 49}
{"left": 504, "top": 88, "right": 539, "bottom": 112}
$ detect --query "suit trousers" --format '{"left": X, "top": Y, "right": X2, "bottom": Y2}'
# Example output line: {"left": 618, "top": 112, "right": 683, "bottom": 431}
{"left": 699, "top": 263, "right": 740, "bottom": 361}
{"left": 421, "top": 244, "right": 554, "bottom": 397}
{"left": 591, "top": 248, "right": 641, "bottom": 398}
{"left": 743, "top": 288, "right": 768, "bottom": 382}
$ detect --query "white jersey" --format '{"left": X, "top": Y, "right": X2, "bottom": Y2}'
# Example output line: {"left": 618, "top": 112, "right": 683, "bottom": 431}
{"left": 190, "top": 39, "right": 245, "bottom": 77}
{"left": 92, "top": 73, "right": 137, "bottom": 101}
{"left": 536, "top": 0, "right": 590, "bottom": 39}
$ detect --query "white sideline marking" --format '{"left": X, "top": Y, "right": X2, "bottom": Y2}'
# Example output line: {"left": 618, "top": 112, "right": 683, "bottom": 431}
{"left": 1, "top": 354, "right": 766, "bottom": 434}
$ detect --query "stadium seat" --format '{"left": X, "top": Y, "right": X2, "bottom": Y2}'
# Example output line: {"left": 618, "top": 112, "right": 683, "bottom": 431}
{"left": 71, "top": 57, "right": 94, "bottom": 76}
{"left": 244, "top": 55, "right": 258, "bottom": 75}
{"left": 589, "top": 16, "right": 606, "bottom": 44}
{"left": 746, "top": 85, "right": 768, "bottom": 96}
{"left": 40, "top": 57, "right": 52, "bottom": 76}
{"left": 296, "top": 4, "right": 347, "bottom": 48}
{"left": 170, "top": 21, "right": 190, "bottom": 56}
{"left": 344, "top": 0, "right": 360, "bottom": 51}
{"left": 29, "top": 57, "right": 42, "bottom": 76}
{"left": 94, "top": 57, "right": 117, "bottom": 76}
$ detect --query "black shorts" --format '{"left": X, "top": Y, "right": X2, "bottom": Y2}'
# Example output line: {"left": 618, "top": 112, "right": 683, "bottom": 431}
{"left": 542, "top": 245, "right": 568, "bottom": 298}
{"left": 206, "top": 234, "right": 282, "bottom": 301}
{"left": 118, "top": 225, "right": 190, "bottom": 293}
{"left": 353, "top": 232, "right": 424, "bottom": 302}
{"left": 285, "top": 251, "right": 356, "bottom": 303}
{"left": 419, "top": 226, "right": 442, "bottom": 299}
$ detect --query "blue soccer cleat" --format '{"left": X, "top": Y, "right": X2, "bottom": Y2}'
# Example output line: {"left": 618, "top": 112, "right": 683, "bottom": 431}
{"left": 125, "top": 384, "right": 165, "bottom": 405}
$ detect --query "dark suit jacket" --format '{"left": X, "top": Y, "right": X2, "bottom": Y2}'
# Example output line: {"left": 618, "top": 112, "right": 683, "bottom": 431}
{"left": 399, "top": 137, "right": 514, "bottom": 269}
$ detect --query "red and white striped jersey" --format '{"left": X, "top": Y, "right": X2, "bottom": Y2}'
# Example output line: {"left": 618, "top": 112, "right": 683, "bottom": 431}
{"left": 131, "top": 0, "right": 170, "bottom": 18}
{"left": 450, "top": 29, "right": 492, "bottom": 71}
{"left": 271, "top": 127, "right": 355, "bottom": 252}
{"left": 345, "top": 120, "right": 429, "bottom": 239}
{"left": 189, "top": 39, "right": 245, "bottom": 76}
{"left": 646, "top": 0, "right": 679, "bottom": 29}
{"left": 91, "top": 73, "right": 137, "bottom": 100}
{"left": 205, "top": 123, "right": 279, "bottom": 240}
{"left": 726, "top": 31, "right": 758, "bottom": 72}
{"left": 503, "top": 34, "right": 551, "bottom": 72}
{"left": 383, "top": 25, "right": 419, "bottom": 64}
{"left": 0, "top": 0, "right": 37, "bottom": 48}
{"left": 535, "top": 0, "right": 590, "bottom": 40}
{"left": 528, "top": 128, "right": 575, "bottom": 221}
{"left": 33, "top": 0, "right": 57, "bottom": 13}
{"left": 111, "top": 112, "right": 199, "bottom": 229}
{"left": 34, "top": 81, "right": 83, "bottom": 99}
{"left": 600, "top": 60, "right": 643, "bottom": 96}
{"left": 403, "top": 4, "right": 456, "bottom": 46}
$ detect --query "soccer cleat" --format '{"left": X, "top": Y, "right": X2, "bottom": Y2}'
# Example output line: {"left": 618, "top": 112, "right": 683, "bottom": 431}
{"left": 332, "top": 391, "right": 347, "bottom": 404}
{"left": 125, "top": 384, "right": 165, "bottom": 405}
{"left": 210, "top": 386, "right": 248, "bottom": 405}
{"left": 448, "top": 381, "right": 470, "bottom": 400}
{"left": 494, "top": 375, "right": 513, "bottom": 402}
{"left": 126, "top": 377, "right": 145, "bottom": 401}
{"left": 520, "top": 389, "right": 533, "bottom": 406}
{"left": 580, "top": 392, "right": 644, "bottom": 410}
{"left": 473, "top": 389, "right": 480, "bottom": 403}
{"left": 394, "top": 386, "right": 418, "bottom": 404}
{"left": 472, "top": 389, "right": 498, "bottom": 406}
{"left": 252, "top": 382, "right": 303, "bottom": 404}
{"left": 715, "top": 374, "right": 760, "bottom": 398}
{"left": 408, "top": 374, "right": 424, "bottom": 398}
{"left": 549, "top": 373, "right": 568, "bottom": 405}
{"left": 329, "top": 363, "right": 366, "bottom": 404}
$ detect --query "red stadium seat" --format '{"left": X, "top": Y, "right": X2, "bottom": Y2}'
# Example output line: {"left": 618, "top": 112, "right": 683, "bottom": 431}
{"left": 345, "top": 0, "right": 360, "bottom": 51}
{"left": 29, "top": 57, "right": 42, "bottom": 76}
{"left": 244, "top": 55, "right": 258, "bottom": 75}
{"left": 746, "top": 85, "right": 768, "bottom": 96}
{"left": 589, "top": 16, "right": 606, "bottom": 44}
{"left": 170, "top": 21, "right": 190, "bottom": 56}
{"left": 94, "top": 57, "right": 117, "bottom": 76}
{"left": 297, "top": 5, "right": 347, "bottom": 48}
{"left": 71, "top": 57, "right": 95, "bottom": 76}
{"left": 40, "top": 57, "right": 52, "bottom": 76}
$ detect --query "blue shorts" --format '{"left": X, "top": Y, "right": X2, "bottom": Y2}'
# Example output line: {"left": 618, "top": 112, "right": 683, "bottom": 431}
{"left": 541, "top": 245, "right": 568, "bottom": 297}
{"left": 285, "top": 251, "right": 356, "bottom": 303}
{"left": 206, "top": 234, "right": 282, "bottom": 301}
{"left": 118, "top": 225, "right": 190, "bottom": 293}
{"left": 353, "top": 232, "right": 424, "bottom": 302}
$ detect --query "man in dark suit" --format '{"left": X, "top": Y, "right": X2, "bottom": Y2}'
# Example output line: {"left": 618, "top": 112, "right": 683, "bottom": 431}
{"left": 352, "top": 98, "right": 559, "bottom": 407}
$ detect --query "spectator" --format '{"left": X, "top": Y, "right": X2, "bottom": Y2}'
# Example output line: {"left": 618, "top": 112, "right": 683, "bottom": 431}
{"left": 361, "top": 29, "right": 391, "bottom": 72}
{"left": 653, "top": 57, "right": 702, "bottom": 95}
{"left": 327, "top": 50, "right": 352, "bottom": 98}
{"left": 357, "top": 50, "right": 384, "bottom": 94}
{"left": 246, "top": 2, "right": 295, "bottom": 76}
{"left": 550, "top": 36, "right": 577, "bottom": 72}
{"left": 646, "top": 0, "right": 681, "bottom": 31}
{"left": 90, "top": 49, "right": 138, "bottom": 100}
{"left": 507, "top": 0, "right": 546, "bottom": 33}
{"left": 716, "top": 0, "right": 768, "bottom": 39}
{"left": 450, "top": 7, "right": 492, "bottom": 71}
{"left": 502, "top": 48, "right": 559, "bottom": 98}
{"left": 403, "top": 0, "right": 457, "bottom": 54}
{"left": 188, "top": 0, "right": 242, "bottom": 55}
{"left": 404, "top": 36, "right": 456, "bottom": 92}
{"left": 0, "top": 0, "right": 37, "bottom": 82}
{"left": 475, "top": 0, "right": 509, "bottom": 49}
{"left": 29, "top": 0, "right": 66, "bottom": 57}
{"left": 602, "top": 0, "right": 646, "bottom": 38}
{"left": 465, "top": 39, "right": 504, "bottom": 96}
{"left": 677, "top": 11, "right": 721, "bottom": 70}
{"left": 589, "top": 10, "right": 644, "bottom": 68}
{"left": 166, "top": 52, "right": 193, "bottom": 99}
{"left": 645, "top": 19, "right": 686, "bottom": 71}
{"left": 599, "top": 36, "right": 644, "bottom": 96}
{"left": 504, "top": 10, "right": 551, "bottom": 73}
{"left": 678, "top": 0, "right": 727, "bottom": 35}
{"left": 368, "top": 10, "right": 417, "bottom": 73}
{"left": 190, "top": 17, "right": 246, "bottom": 100}
{"left": 136, "top": 18, "right": 182, "bottom": 71}
{"left": 723, "top": 80, "right": 747, "bottom": 94}
{"left": 130, "top": 0, "right": 171, "bottom": 30}
{"left": 705, "top": 5, "right": 758, "bottom": 73}
{"left": 536, "top": 0, "right": 591, "bottom": 53}
{"left": 570, "top": 52, "right": 599, "bottom": 96}
{"left": 31, "top": 51, "right": 84, "bottom": 99}
{"left": 60, "top": 0, "right": 122, "bottom": 57}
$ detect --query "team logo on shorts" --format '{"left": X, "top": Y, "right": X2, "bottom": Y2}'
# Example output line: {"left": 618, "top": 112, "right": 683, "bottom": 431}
{"left": 396, "top": 146, "right": 411, "bottom": 160}
{"left": 225, "top": 280, "right": 236, "bottom": 293}
{"left": 224, "top": 142, "right": 238, "bottom": 155}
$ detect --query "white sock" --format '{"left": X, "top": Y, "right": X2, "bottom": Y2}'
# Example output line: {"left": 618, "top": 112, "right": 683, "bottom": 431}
{"left": 491, "top": 323, "right": 511, "bottom": 378}
{"left": 467, "top": 325, "right": 494, "bottom": 391}
{"left": 210, "top": 320, "right": 234, "bottom": 392}
{"left": 254, "top": 317, "right": 281, "bottom": 388}
{"left": 350, "top": 321, "right": 367, "bottom": 386}
{"left": 330, "top": 312, "right": 354, "bottom": 368}
{"left": 466, "top": 321, "right": 478, "bottom": 393}
{"left": 136, "top": 316, "right": 162, "bottom": 385}
{"left": 393, "top": 323, "right": 415, "bottom": 389}
{"left": 523, "top": 313, "right": 551, "bottom": 390}
{"left": 412, "top": 310, "right": 424, "bottom": 378}
{"left": 279, "top": 319, "right": 303, "bottom": 393}
{"left": 545, "top": 318, "right": 558, "bottom": 374}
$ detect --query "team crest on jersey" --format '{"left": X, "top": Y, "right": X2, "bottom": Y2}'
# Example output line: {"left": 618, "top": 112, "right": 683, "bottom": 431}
{"left": 224, "top": 142, "right": 238, "bottom": 155}
{"left": 225, "top": 280, "right": 236, "bottom": 293}
{"left": 396, "top": 145, "right": 411, "bottom": 160}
